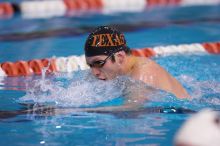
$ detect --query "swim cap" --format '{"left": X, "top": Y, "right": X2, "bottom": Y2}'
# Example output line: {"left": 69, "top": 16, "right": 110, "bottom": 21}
{"left": 84, "top": 26, "right": 130, "bottom": 57}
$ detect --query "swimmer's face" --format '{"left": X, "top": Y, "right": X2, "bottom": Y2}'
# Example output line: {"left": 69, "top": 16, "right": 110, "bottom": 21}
{"left": 86, "top": 54, "right": 122, "bottom": 80}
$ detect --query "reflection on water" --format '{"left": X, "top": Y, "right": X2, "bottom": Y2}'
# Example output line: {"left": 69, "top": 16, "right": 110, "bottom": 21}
{"left": 24, "top": 108, "right": 171, "bottom": 146}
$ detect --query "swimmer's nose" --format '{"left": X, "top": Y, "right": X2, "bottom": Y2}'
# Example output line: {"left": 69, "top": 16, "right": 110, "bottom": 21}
{"left": 91, "top": 67, "right": 101, "bottom": 78}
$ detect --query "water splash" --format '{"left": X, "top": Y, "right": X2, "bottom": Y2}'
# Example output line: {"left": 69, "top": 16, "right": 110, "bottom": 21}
{"left": 18, "top": 68, "right": 220, "bottom": 110}
{"left": 138, "top": 74, "right": 220, "bottom": 110}
{"left": 177, "top": 75, "right": 220, "bottom": 110}
{"left": 19, "top": 70, "right": 128, "bottom": 107}
{"left": 41, "top": 59, "right": 52, "bottom": 81}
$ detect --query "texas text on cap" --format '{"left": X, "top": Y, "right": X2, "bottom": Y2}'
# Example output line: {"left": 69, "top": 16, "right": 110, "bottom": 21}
{"left": 84, "top": 26, "right": 130, "bottom": 57}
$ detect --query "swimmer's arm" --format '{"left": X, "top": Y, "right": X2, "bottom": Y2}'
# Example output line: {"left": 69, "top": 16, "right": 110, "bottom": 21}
{"left": 0, "top": 99, "right": 145, "bottom": 119}
{"left": 53, "top": 102, "right": 143, "bottom": 114}
{"left": 0, "top": 104, "right": 141, "bottom": 119}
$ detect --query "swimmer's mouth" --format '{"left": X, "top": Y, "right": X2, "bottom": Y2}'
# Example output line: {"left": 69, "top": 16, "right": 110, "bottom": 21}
{"left": 99, "top": 78, "right": 106, "bottom": 81}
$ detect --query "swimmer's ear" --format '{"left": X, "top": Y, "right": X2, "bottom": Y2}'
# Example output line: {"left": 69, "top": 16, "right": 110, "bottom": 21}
{"left": 115, "top": 51, "right": 126, "bottom": 65}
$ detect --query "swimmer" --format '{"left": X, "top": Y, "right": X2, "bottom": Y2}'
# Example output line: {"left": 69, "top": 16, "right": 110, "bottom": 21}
{"left": 83, "top": 26, "right": 189, "bottom": 110}
{"left": 174, "top": 109, "right": 220, "bottom": 146}
{"left": 1, "top": 26, "right": 191, "bottom": 117}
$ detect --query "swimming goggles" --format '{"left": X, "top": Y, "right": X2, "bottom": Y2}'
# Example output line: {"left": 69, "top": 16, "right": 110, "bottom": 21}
{"left": 88, "top": 53, "right": 114, "bottom": 68}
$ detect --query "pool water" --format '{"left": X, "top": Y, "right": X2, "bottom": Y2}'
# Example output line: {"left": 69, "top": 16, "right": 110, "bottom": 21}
{"left": 0, "top": 4, "right": 220, "bottom": 146}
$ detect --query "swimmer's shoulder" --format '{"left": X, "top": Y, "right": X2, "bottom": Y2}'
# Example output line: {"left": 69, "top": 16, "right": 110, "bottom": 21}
{"left": 131, "top": 57, "right": 171, "bottom": 84}
{"left": 129, "top": 57, "right": 155, "bottom": 81}
{"left": 133, "top": 57, "right": 161, "bottom": 74}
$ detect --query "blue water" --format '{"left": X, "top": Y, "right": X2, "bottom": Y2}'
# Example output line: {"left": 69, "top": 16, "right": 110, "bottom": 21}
{"left": 0, "top": 5, "right": 220, "bottom": 146}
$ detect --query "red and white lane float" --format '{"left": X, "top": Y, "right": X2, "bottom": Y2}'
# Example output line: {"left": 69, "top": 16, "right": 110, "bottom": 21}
{"left": 0, "top": 58, "right": 58, "bottom": 77}
{"left": 63, "top": 0, "right": 103, "bottom": 11}
{"left": 0, "top": 2, "right": 14, "bottom": 18}
{"left": 102, "top": 0, "right": 146, "bottom": 14}
{"left": 132, "top": 41, "right": 220, "bottom": 57}
{"left": 20, "top": 0, "right": 66, "bottom": 19}
{"left": 1, "top": 0, "right": 220, "bottom": 19}
{"left": 0, "top": 64, "right": 6, "bottom": 77}
{"left": 174, "top": 109, "right": 220, "bottom": 146}
{"left": 0, "top": 41, "right": 219, "bottom": 77}
{"left": 55, "top": 55, "right": 88, "bottom": 73}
